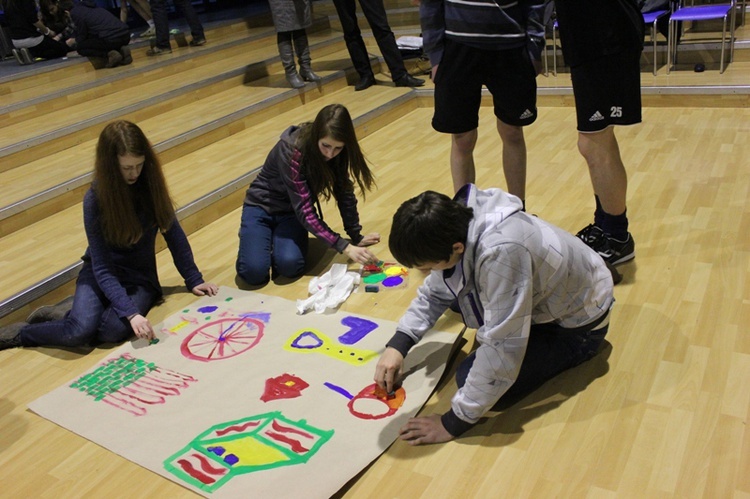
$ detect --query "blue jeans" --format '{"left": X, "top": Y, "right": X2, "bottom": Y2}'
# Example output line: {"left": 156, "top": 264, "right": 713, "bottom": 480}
{"left": 236, "top": 205, "right": 308, "bottom": 285}
{"left": 456, "top": 320, "right": 609, "bottom": 411}
{"left": 19, "top": 264, "right": 160, "bottom": 348}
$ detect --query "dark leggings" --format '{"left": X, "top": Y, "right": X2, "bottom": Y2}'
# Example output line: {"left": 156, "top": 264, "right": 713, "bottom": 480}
{"left": 456, "top": 319, "right": 609, "bottom": 410}
{"left": 26, "top": 36, "right": 69, "bottom": 60}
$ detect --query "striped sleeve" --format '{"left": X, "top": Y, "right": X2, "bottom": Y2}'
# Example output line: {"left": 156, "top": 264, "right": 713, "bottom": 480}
{"left": 282, "top": 149, "right": 349, "bottom": 253}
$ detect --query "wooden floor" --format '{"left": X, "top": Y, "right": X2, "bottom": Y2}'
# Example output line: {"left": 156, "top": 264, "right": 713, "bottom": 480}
{"left": 1, "top": 4, "right": 749, "bottom": 498}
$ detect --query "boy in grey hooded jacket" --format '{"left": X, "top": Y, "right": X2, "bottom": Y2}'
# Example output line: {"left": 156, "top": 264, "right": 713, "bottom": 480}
{"left": 375, "top": 185, "right": 614, "bottom": 444}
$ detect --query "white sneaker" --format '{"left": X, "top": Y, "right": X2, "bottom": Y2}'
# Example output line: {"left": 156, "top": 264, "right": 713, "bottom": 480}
{"left": 140, "top": 26, "right": 156, "bottom": 38}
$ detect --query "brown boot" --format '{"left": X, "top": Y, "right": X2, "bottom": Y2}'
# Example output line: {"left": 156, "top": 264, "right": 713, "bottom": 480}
{"left": 0, "top": 322, "right": 26, "bottom": 350}
{"left": 27, "top": 295, "right": 74, "bottom": 324}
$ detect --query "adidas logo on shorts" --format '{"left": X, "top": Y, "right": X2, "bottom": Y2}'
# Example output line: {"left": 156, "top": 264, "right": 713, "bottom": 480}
{"left": 519, "top": 109, "right": 534, "bottom": 120}
{"left": 589, "top": 111, "right": 605, "bottom": 122}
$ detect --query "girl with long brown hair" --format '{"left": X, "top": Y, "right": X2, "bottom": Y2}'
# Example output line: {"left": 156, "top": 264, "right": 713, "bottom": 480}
{"left": 236, "top": 104, "right": 379, "bottom": 285}
{"left": 0, "top": 121, "right": 217, "bottom": 350}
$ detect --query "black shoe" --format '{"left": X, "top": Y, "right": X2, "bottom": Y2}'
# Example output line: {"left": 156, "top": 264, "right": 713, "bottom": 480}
{"left": 0, "top": 322, "right": 26, "bottom": 350}
{"left": 147, "top": 46, "right": 172, "bottom": 56}
{"left": 576, "top": 224, "right": 635, "bottom": 266}
{"left": 189, "top": 37, "right": 206, "bottom": 47}
{"left": 354, "top": 73, "right": 375, "bottom": 91}
{"left": 394, "top": 74, "right": 425, "bottom": 88}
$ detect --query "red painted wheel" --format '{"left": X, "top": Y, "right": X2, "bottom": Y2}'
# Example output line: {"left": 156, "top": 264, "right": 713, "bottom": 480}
{"left": 181, "top": 317, "right": 264, "bottom": 362}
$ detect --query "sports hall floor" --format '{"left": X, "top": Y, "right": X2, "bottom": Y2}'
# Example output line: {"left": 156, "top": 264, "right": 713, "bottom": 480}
{"left": 1, "top": 3, "right": 749, "bottom": 497}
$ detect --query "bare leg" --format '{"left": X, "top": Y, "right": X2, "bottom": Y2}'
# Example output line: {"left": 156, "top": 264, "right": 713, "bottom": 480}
{"left": 450, "top": 129, "right": 478, "bottom": 193}
{"left": 496, "top": 119, "right": 527, "bottom": 201}
{"left": 120, "top": 1, "right": 128, "bottom": 22}
{"left": 577, "top": 127, "right": 627, "bottom": 216}
{"left": 130, "top": 0, "right": 153, "bottom": 22}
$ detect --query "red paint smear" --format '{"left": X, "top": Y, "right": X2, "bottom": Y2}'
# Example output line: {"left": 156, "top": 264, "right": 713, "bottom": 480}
{"left": 120, "top": 386, "right": 166, "bottom": 405}
{"left": 271, "top": 419, "right": 313, "bottom": 439}
{"left": 153, "top": 367, "right": 197, "bottom": 383}
{"left": 260, "top": 374, "right": 309, "bottom": 402}
{"left": 102, "top": 394, "right": 146, "bottom": 416}
{"left": 265, "top": 431, "right": 309, "bottom": 453}
{"left": 194, "top": 453, "right": 229, "bottom": 475}
{"left": 133, "top": 378, "right": 181, "bottom": 396}
{"left": 215, "top": 420, "right": 261, "bottom": 436}
{"left": 176, "top": 459, "right": 216, "bottom": 485}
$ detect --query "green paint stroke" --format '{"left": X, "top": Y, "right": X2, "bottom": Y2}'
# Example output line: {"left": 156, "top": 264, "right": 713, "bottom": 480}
{"left": 164, "top": 411, "right": 334, "bottom": 493}
{"left": 70, "top": 355, "right": 156, "bottom": 401}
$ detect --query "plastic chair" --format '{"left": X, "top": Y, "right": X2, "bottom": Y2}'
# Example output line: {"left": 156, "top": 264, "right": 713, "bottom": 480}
{"left": 643, "top": 9, "right": 671, "bottom": 75}
{"left": 542, "top": 20, "right": 559, "bottom": 77}
{"left": 667, "top": 0, "right": 737, "bottom": 74}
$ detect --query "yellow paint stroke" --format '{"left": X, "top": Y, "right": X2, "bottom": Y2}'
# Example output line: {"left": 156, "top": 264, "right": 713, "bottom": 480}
{"left": 168, "top": 320, "right": 191, "bottom": 334}
{"left": 284, "top": 328, "right": 378, "bottom": 366}
{"left": 384, "top": 266, "right": 407, "bottom": 277}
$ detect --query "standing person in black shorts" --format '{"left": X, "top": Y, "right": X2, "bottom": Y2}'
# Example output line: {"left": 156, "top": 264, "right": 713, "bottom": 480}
{"left": 552, "top": 0, "right": 644, "bottom": 266}
{"left": 421, "top": 0, "right": 545, "bottom": 201}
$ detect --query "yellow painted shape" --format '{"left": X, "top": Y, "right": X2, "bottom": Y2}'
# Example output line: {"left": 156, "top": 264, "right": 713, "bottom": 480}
{"left": 384, "top": 266, "right": 407, "bottom": 277}
{"left": 284, "top": 329, "right": 378, "bottom": 366}
{"left": 207, "top": 436, "right": 290, "bottom": 467}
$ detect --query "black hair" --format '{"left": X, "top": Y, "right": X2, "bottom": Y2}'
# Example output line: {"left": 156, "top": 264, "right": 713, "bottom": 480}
{"left": 389, "top": 190, "right": 474, "bottom": 268}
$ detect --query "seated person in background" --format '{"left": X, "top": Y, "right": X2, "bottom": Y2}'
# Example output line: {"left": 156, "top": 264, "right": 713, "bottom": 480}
{"left": 61, "top": 0, "right": 132, "bottom": 68}
{"left": 236, "top": 104, "right": 380, "bottom": 286}
{"left": 0, "top": 121, "right": 219, "bottom": 351}
{"left": 40, "top": 0, "right": 76, "bottom": 49}
{"left": 2, "top": 0, "right": 69, "bottom": 63}
{"left": 374, "top": 186, "right": 614, "bottom": 445}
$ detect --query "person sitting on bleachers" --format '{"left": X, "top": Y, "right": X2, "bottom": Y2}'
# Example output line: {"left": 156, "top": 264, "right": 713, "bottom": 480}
{"left": 39, "top": 0, "right": 76, "bottom": 49}
{"left": 60, "top": 0, "right": 132, "bottom": 68}
{"left": 2, "top": 0, "right": 69, "bottom": 64}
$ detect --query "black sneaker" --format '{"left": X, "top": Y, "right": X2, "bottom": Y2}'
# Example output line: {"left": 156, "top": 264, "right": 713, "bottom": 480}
{"left": 576, "top": 224, "right": 635, "bottom": 266}
{"left": 147, "top": 46, "right": 172, "bottom": 56}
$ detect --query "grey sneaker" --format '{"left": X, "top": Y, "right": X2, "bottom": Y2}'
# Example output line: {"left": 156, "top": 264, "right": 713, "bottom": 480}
{"left": 20, "top": 48, "right": 34, "bottom": 64}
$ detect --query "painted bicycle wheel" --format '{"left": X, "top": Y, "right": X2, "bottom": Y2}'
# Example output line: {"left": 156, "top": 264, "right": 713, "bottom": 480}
{"left": 181, "top": 317, "right": 264, "bottom": 362}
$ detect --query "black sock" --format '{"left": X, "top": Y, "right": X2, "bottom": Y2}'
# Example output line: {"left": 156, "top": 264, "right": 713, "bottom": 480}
{"left": 593, "top": 195, "right": 629, "bottom": 240}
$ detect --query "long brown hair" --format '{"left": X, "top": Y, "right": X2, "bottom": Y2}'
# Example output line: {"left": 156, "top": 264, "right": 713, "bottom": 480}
{"left": 297, "top": 104, "right": 375, "bottom": 201}
{"left": 93, "top": 121, "right": 175, "bottom": 247}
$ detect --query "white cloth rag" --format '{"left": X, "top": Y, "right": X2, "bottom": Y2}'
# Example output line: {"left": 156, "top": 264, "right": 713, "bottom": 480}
{"left": 396, "top": 36, "right": 423, "bottom": 50}
{"left": 296, "top": 263, "right": 361, "bottom": 314}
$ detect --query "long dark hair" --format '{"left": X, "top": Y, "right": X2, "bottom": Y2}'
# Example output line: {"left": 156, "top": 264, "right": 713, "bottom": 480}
{"left": 296, "top": 104, "right": 375, "bottom": 201}
{"left": 93, "top": 121, "right": 175, "bottom": 248}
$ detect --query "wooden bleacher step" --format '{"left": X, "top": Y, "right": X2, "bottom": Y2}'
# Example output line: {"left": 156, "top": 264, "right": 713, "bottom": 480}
{"left": 0, "top": 44, "right": 379, "bottom": 238}
{"left": 0, "top": 26, "right": 342, "bottom": 172}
